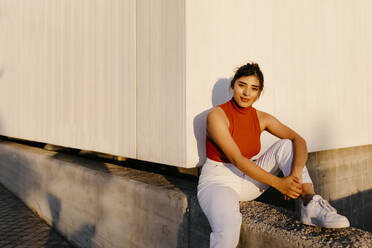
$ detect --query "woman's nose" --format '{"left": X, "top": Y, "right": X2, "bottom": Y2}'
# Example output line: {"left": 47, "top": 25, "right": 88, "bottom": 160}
{"left": 243, "top": 88, "right": 250, "bottom": 96}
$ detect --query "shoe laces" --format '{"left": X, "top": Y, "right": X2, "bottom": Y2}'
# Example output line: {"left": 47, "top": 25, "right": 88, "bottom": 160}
{"left": 317, "top": 198, "right": 337, "bottom": 213}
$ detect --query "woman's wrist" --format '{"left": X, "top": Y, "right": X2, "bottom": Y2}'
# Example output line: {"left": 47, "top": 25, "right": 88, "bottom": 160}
{"left": 290, "top": 166, "right": 303, "bottom": 178}
{"left": 270, "top": 175, "right": 282, "bottom": 189}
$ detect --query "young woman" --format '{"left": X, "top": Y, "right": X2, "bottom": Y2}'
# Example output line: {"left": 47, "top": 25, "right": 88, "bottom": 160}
{"left": 197, "top": 62, "right": 350, "bottom": 248}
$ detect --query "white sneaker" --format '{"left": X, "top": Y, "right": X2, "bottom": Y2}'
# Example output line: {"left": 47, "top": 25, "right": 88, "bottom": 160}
{"left": 300, "top": 195, "right": 350, "bottom": 228}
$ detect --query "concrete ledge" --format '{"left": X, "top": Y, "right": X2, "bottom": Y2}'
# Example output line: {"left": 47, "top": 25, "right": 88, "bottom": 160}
{"left": 0, "top": 140, "right": 371, "bottom": 248}
{"left": 0, "top": 141, "right": 192, "bottom": 247}
{"left": 306, "top": 144, "right": 372, "bottom": 231}
{"left": 238, "top": 201, "right": 372, "bottom": 248}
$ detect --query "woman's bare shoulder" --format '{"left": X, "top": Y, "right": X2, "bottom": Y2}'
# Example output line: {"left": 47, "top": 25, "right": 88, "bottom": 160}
{"left": 207, "top": 106, "right": 229, "bottom": 128}
{"left": 256, "top": 109, "right": 271, "bottom": 119}
{"left": 209, "top": 106, "right": 224, "bottom": 115}
{"left": 255, "top": 109, "right": 275, "bottom": 131}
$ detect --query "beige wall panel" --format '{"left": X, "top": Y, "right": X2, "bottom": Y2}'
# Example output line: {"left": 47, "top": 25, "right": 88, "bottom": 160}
{"left": 136, "top": 0, "right": 186, "bottom": 166}
{"left": 186, "top": 0, "right": 372, "bottom": 167}
{"left": 0, "top": 1, "right": 136, "bottom": 157}
{"left": 1, "top": 1, "right": 370, "bottom": 168}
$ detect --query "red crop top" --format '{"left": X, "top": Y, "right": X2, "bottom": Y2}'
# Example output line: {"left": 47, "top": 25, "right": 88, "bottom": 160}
{"left": 206, "top": 97, "right": 262, "bottom": 163}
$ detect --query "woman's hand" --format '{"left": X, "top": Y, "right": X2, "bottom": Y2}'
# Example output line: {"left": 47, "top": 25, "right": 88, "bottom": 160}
{"left": 290, "top": 169, "right": 303, "bottom": 185}
{"left": 275, "top": 175, "right": 302, "bottom": 199}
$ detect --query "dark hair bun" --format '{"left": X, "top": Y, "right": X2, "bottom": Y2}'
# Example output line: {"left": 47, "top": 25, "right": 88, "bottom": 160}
{"left": 230, "top": 62, "right": 264, "bottom": 91}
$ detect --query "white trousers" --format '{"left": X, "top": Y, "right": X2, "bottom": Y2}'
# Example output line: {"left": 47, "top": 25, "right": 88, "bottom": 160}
{"left": 197, "top": 139, "right": 312, "bottom": 248}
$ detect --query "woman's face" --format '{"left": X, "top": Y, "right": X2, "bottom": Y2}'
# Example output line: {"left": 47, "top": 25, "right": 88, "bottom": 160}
{"left": 232, "top": 75, "right": 261, "bottom": 107}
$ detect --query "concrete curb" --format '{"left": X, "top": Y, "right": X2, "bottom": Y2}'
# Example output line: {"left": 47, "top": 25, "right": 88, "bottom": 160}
{"left": 238, "top": 201, "right": 372, "bottom": 248}
{"left": 0, "top": 140, "right": 371, "bottom": 247}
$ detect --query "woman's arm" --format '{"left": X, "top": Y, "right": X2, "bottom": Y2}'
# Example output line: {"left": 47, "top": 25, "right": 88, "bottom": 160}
{"left": 207, "top": 108, "right": 302, "bottom": 199}
{"left": 259, "top": 111, "right": 308, "bottom": 182}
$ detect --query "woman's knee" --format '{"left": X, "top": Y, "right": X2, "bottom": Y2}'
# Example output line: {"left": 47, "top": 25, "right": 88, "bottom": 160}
{"left": 224, "top": 211, "right": 242, "bottom": 228}
{"left": 278, "top": 139, "right": 293, "bottom": 156}
{"left": 274, "top": 139, "right": 294, "bottom": 170}
{"left": 279, "top": 138, "right": 292, "bottom": 149}
{"left": 208, "top": 199, "right": 242, "bottom": 230}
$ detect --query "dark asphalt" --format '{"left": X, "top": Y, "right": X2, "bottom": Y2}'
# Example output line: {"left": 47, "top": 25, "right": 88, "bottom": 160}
{"left": 0, "top": 183, "right": 73, "bottom": 248}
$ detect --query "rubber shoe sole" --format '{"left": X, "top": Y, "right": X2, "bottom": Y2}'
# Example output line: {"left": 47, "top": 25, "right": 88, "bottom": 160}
{"left": 301, "top": 216, "right": 350, "bottom": 228}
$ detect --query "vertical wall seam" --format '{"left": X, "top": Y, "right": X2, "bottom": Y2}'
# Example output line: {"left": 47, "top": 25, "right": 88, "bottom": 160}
{"left": 183, "top": 0, "right": 187, "bottom": 167}
{"left": 135, "top": 0, "right": 138, "bottom": 159}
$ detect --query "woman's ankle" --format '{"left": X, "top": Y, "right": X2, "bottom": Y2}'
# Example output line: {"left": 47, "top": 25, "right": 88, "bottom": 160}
{"left": 302, "top": 194, "right": 315, "bottom": 206}
{"left": 301, "top": 183, "right": 316, "bottom": 205}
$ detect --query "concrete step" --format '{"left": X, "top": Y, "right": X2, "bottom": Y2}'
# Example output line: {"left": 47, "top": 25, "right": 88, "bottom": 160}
{"left": 0, "top": 140, "right": 371, "bottom": 248}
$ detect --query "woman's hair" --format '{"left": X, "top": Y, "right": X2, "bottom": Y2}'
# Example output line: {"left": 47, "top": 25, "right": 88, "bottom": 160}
{"left": 230, "top": 62, "right": 264, "bottom": 92}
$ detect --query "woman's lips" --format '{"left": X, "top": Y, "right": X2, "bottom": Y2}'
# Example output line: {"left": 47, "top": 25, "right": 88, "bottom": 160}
{"left": 240, "top": 97, "right": 249, "bottom": 102}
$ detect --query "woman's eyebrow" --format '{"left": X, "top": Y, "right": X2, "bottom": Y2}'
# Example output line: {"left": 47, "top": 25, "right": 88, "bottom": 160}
{"left": 238, "top": 81, "right": 259, "bottom": 87}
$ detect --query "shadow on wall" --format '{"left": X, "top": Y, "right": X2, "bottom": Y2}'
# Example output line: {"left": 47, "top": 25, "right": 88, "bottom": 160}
{"left": 193, "top": 77, "right": 232, "bottom": 166}
{"left": 330, "top": 188, "right": 372, "bottom": 232}
{"left": 45, "top": 193, "right": 96, "bottom": 247}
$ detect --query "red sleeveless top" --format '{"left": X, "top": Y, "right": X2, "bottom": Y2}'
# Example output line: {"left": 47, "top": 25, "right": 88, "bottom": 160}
{"left": 206, "top": 97, "right": 262, "bottom": 163}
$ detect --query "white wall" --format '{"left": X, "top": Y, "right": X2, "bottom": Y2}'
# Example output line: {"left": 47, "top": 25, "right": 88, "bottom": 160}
{"left": 0, "top": 0, "right": 137, "bottom": 157}
{"left": 136, "top": 0, "right": 186, "bottom": 166}
{"left": 0, "top": 0, "right": 186, "bottom": 167}
{"left": 186, "top": 0, "right": 372, "bottom": 166}
{"left": 0, "top": 1, "right": 371, "bottom": 168}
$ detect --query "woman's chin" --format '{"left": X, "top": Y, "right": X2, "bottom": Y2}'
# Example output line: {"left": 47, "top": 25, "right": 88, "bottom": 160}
{"left": 239, "top": 102, "right": 251, "bottom": 108}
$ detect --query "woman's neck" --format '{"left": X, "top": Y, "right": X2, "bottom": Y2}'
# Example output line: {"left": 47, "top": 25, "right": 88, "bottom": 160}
{"left": 230, "top": 97, "right": 252, "bottom": 113}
